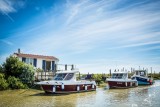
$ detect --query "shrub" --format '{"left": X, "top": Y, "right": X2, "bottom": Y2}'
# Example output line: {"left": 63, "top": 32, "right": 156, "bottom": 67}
{"left": 2, "top": 56, "right": 35, "bottom": 87}
{"left": 7, "top": 76, "right": 27, "bottom": 89}
{"left": 92, "top": 74, "right": 103, "bottom": 86}
{"left": 3, "top": 56, "right": 25, "bottom": 77}
{"left": 0, "top": 73, "right": 9, "bottom": 90}
{"left": 36, "top": 68, "right": 43, "bottom": 72}
{"left": 0, "top": 65, "right": 2, "bottom": 72}
{"left": 19, "top": 63, "right": 35, "bottom": 85}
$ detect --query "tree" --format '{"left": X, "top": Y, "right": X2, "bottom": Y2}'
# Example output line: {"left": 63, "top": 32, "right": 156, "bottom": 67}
{"left": 2, "top": 56, "right": 35, "bottom": 86}
{"left": 0, "top": 73, "right": 8, "bottom": 90}
{"left": 3, "top": 56, "right": 24, "bottom": 77}
{"left": 7, "top": 76, "right": 27, "bottom": 89}
{"left": 19, "top": 64, "right": 35, "bottom": 85}
{"left": 0, "top": 65, "right": 3, "bottom": 73}
{"left": 92, "top": 74, "right": 103, "bottom": 86}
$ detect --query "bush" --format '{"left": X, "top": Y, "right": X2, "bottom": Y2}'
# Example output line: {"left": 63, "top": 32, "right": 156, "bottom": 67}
{"left": 19, "top": 63, "right": 35, "bottom": 85}
{"left": 0, "top": 56, "right": 35, "bottom": 90}
{"left": 36, "top": 68, "right": 43, "bottom": 72}
{"left": 3, "top": 56, "right": 26, "bottom": 77}
{"left": 0, "top": 65, "right": 4, "bottom": 73}
{"left": 0, "top": 73, "right": 9, "bottom": 90}
{"left": 7, "top": 76, "right": 27, "bottom": 89}
{"left": 2, "top": 56, "right": 35, "bottom": 86}
{"left": 92, "top": 74, "right": 104, "bottom": 86}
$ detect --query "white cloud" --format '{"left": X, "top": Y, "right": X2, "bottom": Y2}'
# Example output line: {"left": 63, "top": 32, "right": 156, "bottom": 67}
{"left": 0, "top": 39, "right": 14, "bottom": 46}
{"left": 0, "top": 0, "right": 25, "bottom": 21}
{"left": 0, "top": 0, "right": 16, "bottom": 14}
{"left": 109, "top": 41, "right": 160, "bottom": 49}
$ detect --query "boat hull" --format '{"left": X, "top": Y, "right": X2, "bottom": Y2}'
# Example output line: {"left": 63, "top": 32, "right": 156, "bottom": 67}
{"left": 107, "top": 80, "right": 138, "bottom": 89}
{"left": 132, "top": 76, "right": 154, "bottom": 85}
{"left": 41, "top": 84, "right": 96, "bottom": 94}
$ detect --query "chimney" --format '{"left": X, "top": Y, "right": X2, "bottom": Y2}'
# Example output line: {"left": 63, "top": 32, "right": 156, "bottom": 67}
{"left": 18, "top": 48, "right": 20, "bottom": 53}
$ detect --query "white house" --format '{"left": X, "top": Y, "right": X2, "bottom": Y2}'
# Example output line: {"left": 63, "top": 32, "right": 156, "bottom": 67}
{"left": 13, "top": 49, "right": 59, "bottom": 71}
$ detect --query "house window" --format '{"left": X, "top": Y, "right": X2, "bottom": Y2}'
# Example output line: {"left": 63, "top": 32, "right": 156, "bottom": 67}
{"left": 25, "top": 58, "right": 34, "bottom": 66}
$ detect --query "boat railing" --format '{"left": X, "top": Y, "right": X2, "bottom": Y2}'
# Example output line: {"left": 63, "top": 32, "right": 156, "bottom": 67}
{"left": 34, "top": 71, "right": 56, "bottom": 81}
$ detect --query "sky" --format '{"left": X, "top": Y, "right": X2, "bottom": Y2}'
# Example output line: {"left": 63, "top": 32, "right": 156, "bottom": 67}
{"left": 0, "top": 0, "right": 160, "bottom": 73}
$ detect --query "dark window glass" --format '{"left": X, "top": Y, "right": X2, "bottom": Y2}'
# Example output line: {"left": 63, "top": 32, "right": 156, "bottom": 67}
{"left": 64, "top": 73, "right": 74, "bottom": 80}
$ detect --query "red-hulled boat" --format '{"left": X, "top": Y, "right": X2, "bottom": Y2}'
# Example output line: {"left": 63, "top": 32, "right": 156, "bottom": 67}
{"left": 106, "top": 72, "right": 138, "bottom": 89}
{"left": 35, "top": 70, "right": 96, "bottom": 94}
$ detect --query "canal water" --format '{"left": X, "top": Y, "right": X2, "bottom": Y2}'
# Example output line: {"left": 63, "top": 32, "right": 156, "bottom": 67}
{"left": 0, "top": 80, "right": 160, "bottom": 107}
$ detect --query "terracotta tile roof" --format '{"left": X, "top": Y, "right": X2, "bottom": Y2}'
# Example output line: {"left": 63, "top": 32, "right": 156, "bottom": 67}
{"left": 14, "top": 53, "right": 59, "bottom": 61}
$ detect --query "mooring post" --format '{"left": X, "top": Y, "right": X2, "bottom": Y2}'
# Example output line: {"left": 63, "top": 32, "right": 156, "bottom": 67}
{"left": 65, "top": 64, "right": 67, "bottom": 70}
{"left": 151, "top": 67, "right": 152, "bottom": 77}
{"left": 71, "top": 64, "right": 74, "bottom": 70}
{"left": 110, "top": 69, "right": 111, "bottom": 78}
{"left": 79, "top": 72, "right": 80, "bottom": 80}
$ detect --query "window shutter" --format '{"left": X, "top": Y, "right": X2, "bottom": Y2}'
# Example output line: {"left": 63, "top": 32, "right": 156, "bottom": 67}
{"left": 52, "top": 61, "right": 55, "bottom": 71}
{"left": 33, "top": 58, "right": 37, "bottom": 67}
{"left": 22, "top": 57, "right": 26, "bottom": 62}
{"left": 42, "top": 60, "right": 46, "bottom": 71}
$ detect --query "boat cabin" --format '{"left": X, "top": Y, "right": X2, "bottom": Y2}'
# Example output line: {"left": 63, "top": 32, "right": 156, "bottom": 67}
{"left": 135, "top": 70, "right": 147, "bottom": 77}
{"left": 111, "top": 72, "right": 128, "bottom": 79}
{"left": 53, "top": 71, "right": 78, "bottom": 81}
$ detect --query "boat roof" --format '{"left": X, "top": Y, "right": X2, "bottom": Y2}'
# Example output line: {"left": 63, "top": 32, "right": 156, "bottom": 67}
{"left": 112, "top": 72, "right": 128, "bottom": 74}
{"left": 134, "top": 70, "right": 147, "bottom": 72}
{"left": 56, "top": 70, "right": 79, "bottom": 74}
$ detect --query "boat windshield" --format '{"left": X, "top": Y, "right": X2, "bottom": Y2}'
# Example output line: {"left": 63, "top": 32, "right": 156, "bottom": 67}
{"left": 111, "top": 73, "right": 127, "bottom": 79}
{"left": 53, "top": 73, "right": 67, "bottom": 80}
{"left": 136, "top": 71, "right": 146, "bottom": 76}
{"left": 64, "top": 73, "right": 74, "bottom": 80}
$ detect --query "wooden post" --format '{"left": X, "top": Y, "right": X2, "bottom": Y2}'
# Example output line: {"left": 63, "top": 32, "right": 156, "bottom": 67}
{"left": 110, "top": 69, "right": 111, "bottom": 78}
{"left": 79, "top": 72, "right": 80, "bottom": 80}
{"left": 41, "top": 71, "right": 42, "bottom": 81}
{"left": 71, "top": 64, "right": 74, "bottom": 70}
{"left": 151, "top": 67, "right": 152, "bottom": 78}
{"left": 45, "top": 71, "right": 46, "bottom": 80}
{"left": 65, "top": 64, "right": 67, "bottom": 70}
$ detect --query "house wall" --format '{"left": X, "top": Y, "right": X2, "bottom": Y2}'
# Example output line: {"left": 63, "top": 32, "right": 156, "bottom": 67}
{"left": 18, "top": 57, "right": 22, "bottom": 61}
{"left": 37, "top": 58, "right": 43, "bottom": 69}
{"left": 13, "top": 53, "right": 58, "bottom": 71}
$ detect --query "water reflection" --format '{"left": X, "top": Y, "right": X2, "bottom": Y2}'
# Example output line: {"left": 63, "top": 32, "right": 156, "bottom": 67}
{"left": 0, "top": 80, "right": 160, "bottom": 107}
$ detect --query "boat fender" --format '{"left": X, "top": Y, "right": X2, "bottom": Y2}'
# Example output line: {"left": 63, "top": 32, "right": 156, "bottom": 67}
{"left": 77, "top": 85, "right": 80, "bottom": 91}
{"left": 92, "top": 84, "right": 95, "bottom": 89}
{"left": 61, "top": 83, "right": 64, "bottom": 90}
{"left": 85, "top": 85, "right": 88, "bottom": 90}
{"left": 130, "top": 82, "right": 132, "bottom": 87}
{"left": 136, "top": 81, "right": 138, "bottom": 86}
{"left": 147, "top": 78, "right": 149, "bottom": 81}
{"left": 53, "top": 86, "right": 56, "bottom": 92}
{"left": 149, "top": 79, "right": 152, "bottom": 85}
{"left": 125, "top": 82, "right": 127, "bottom": 87}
